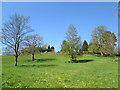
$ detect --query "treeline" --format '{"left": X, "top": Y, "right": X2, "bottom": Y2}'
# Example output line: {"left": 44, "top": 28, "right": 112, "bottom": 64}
{"left": 2, "top": 13, "right": 118, "bottom": 66}
{"left": 60, "top": 25, "right": 118, "bottom": 61}
{"left": 22, "top": 45, "right": 55, "bottom": 55}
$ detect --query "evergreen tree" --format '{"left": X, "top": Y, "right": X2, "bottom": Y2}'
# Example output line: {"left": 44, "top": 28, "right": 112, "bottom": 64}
{"left": 81, "top": 40, "right": 88, "bottom": 51}
{"left": 48, "top": 45, "right": 51, "bottom": 50}
{"left": 61, "top": 40, "right": 69, "bottom": 53}
{"left": 51, "top": 46, "right": 55, "bottom": 51}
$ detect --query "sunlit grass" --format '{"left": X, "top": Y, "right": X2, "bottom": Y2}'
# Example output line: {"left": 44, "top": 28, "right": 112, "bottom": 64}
{"left": 2, "top": 53, "right": 118, "bottom": 88}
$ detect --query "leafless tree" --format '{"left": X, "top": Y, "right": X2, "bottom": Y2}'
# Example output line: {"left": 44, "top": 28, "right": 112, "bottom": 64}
{"left": 23, "top": 34, "right": 43, "bottom": 61}
{"left": 2, "top": 14, "right": 32, "bottom": 66}
{"left": 2, "top": 46, "right": 14, "bottom": 55}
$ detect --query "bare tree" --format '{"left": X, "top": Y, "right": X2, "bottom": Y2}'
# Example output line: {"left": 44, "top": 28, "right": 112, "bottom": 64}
{"left": 23, "top": 34, "right": 43, "bottom": 61}
{"left": 2, "top": 14, "right": 32, "bottom": 66}
{"left": 2, "top": 46, "right": 14, "bottom": 55}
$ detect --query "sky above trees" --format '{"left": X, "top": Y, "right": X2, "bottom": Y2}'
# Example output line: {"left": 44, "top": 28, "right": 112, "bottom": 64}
{"left": 2, "top": 2, "right": 118, "bottom": 51}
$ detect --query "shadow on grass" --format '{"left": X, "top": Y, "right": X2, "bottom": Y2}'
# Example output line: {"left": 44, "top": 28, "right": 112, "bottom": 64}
{"left": 94, "top": 54, "right": 116, "bottom": 57}
{"left": 36, "top": 58, "right": 56, "bottom": 62}
{"left": 25, "top": 58, "right": 56, "bottom": 62}
{"left": 18, "top": 64, "right": 57, "bottom": 67}
{"left": 67, "top": 59, "right": 94, "bottom": 63}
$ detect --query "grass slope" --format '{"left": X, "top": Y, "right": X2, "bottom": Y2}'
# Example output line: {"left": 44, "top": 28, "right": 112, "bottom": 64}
{"left": 2, "top": 53, "right": 118, "bottom": 88}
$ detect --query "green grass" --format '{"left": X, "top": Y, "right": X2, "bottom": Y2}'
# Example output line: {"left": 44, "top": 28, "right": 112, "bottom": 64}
{"left": 2, "top": 53, "right": 118, "bottom": 88}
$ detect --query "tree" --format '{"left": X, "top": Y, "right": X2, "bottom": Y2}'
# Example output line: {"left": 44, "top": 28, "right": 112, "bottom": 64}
{"left": 42, "top": 43, "right": 48, "bottom": 50}
{"left": 118, "top": 46, "right": 120, "bottom": 55}
{"left": 81, "top": 40, "right": 88, "bottom": 51}
{"left": 40, "top": 43, "right": 48, "bottom": 52}
{"left": 23, "top": 34, "right": 43, "bottom": 61}
{"left": 61, "top": 40, "right": 70, "bottom": 53}
{"left": 90, "top": 25, "right": 117, "bottom": 56}
{"left": 3, "top": 46, "right": 14, "bottom": 55}
{"left": 2, "top": 14, "right": 32, "bottom": 66}
{"left": 47, "top": 45, "right": 51, "bottom": 52}
{"left": 90, "top": 25, "right": 106, "bottom": 56}
{"left": 102, "top": 31, "right": 117, "bottom": 55}
{"left": 88, "top": 41, "right": 99, "bottom": 53}
{"left": 51, "top": 46, "right": 55, "bottom": 52}
{"left": 65, "top": 24, "right": 82, "bottom": 61}
{"left": 48, "top": 45, "right": 50, "bottom": 50}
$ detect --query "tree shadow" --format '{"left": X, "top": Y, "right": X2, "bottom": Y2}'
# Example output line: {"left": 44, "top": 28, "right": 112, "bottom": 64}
{"left": 95, "top": 54, "right": 116, "bottom": 57}
{"left": 67, "top": 59, "right": 94, "bottom": 63}
{"left": 18, "top": 64, "right": 57, "bottom": 67}
{"left": 25, "top": 58, "right": 56, "bottom": 62}
{"left": 36, "top": 58, "right": 56, "bottom": 62}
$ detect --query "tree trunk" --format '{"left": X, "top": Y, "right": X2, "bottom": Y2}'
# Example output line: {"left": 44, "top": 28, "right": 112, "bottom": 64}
{"left": 74, "top": 55, "right": 76, "bottom": 61}
{"left": 15, "top": 55, "right": 18, "bottom": 66}
{"left": 71, "top": 54, "right": 74, "bottom": 60}
{"left": 32, "top": 53, "right": 35, "bottom": 61}
{"left": 100, "top": 51, "right": 103, "bottom": 56}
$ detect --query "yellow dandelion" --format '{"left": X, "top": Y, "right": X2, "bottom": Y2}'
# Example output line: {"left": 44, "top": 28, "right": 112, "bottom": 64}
{"left": 58, "top": 77, "right": 61, "bottom": 79}
{"left": 64, "top": 85, "right": 67, "bottom": 88}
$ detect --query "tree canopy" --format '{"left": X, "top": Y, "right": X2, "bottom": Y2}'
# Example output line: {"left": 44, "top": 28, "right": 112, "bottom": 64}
{"left": 61, "top": 40, "right": 69, "bottom": 53}
{"left": 65, "top": 24, "right": 82, "bottom": 61}
{"left": 89, "top": 25, "right": 117, "bottom": 56}
{"left": 81, "top": 40, "right": 88, "bottom": 51}
{"left": 23, "top": 34, "right": 43, "bottom": 61}
{"left": 2, "top": 13, "right": 32, "bottom": 66}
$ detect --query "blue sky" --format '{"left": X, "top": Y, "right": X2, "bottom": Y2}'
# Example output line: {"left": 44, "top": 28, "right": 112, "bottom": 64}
{"left": 2, "top": 2, "right": 118, "bottom": 51}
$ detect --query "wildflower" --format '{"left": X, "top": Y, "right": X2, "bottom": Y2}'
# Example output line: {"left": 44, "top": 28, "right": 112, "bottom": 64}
{"left": 58, "top": 77, "right": 61, "bottom": 79}
{"left": 64, "top": 85, "right": 67, "bottom": 88}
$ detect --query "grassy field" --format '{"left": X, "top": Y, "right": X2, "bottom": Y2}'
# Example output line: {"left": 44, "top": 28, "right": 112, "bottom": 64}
{"left": 2, "top": 53, "right": 118, "bottom": 88}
